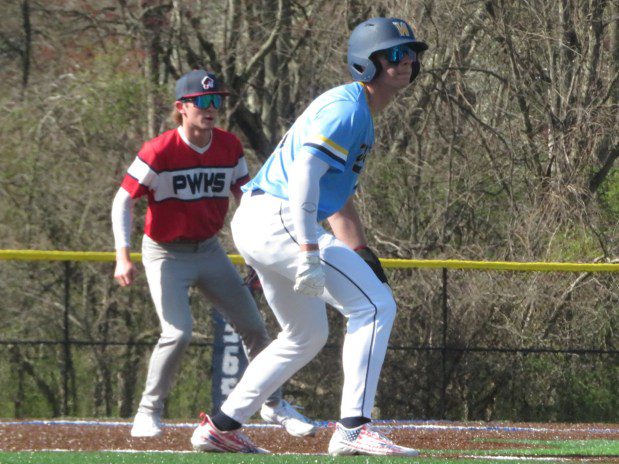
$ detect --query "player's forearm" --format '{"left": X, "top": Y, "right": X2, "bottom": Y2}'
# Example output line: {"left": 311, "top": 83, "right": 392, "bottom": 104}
{"left": 327, "top": 197, "right": 367, "bottom": 250}
{"left": 288, "top": 151, "right": 329, "bottom": 248}
{"left": 111, "top": 187, "right": 135, "bottom": 250}
{"left": 115, "top": 246, "right": 132, "bottom": 263}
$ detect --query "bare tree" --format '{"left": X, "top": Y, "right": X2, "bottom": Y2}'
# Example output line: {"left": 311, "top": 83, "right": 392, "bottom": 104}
{"left": 0, "top": 0, "right": 616, "bottom": 421}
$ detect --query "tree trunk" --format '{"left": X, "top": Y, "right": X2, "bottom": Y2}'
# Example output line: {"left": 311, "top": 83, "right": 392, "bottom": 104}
{"left": 20, "top": 0, "right": 31, "bottom": 96}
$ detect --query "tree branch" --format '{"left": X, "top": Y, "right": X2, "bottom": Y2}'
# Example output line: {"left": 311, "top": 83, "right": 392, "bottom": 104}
{"left": 238, "top": 0, "right": 284, "bottom": 83}
{"left": 588, "top": 143, "right": 618, "bottom": 194}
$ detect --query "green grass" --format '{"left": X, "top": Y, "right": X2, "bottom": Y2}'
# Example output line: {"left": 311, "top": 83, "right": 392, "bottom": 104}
{"left": 473, "top": 438, "right": 619, "bottom": 456}
{"left": 1, "top": 439, "right": 617, "bottom": 464}
{"left": 0, "top": 453, "right": 527, "bottom": 464}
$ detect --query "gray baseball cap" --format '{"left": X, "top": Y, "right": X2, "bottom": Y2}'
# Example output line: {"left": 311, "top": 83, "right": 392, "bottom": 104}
{"left": 175, "top": 70, "right": 230, "bottom": 100}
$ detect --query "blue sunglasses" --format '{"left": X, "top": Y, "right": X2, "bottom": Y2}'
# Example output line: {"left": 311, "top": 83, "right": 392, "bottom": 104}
{"left": 185, "top": 94, "right": 223, "bottom": 109}
{"left": 382, "top": 44, "right": 417, "bottom": 64}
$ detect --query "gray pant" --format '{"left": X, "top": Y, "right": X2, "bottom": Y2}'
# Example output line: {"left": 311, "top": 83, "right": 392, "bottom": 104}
{"left": 138, "top": 234, "right": 281, "bottom": 415}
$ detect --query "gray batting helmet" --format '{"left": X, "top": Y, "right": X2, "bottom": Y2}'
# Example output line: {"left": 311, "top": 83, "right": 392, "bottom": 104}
{"left": 347, "top": 17, "right": 428, "bottom": 82}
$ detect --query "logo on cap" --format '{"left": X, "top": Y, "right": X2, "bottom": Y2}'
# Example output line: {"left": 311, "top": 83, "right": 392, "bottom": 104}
{"left": 202, "top": 75, "right": 215, "bottom": 90}
{"left": 392, "top": 21, "right": 411, "bottom": 38}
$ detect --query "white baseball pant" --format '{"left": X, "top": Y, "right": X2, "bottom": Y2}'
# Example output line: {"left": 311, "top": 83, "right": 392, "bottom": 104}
{"left": 138, "top": 234, "right": 281, "bottom": 415}
{"left": 222, "top": 191, "right": 396, "bottom": 422}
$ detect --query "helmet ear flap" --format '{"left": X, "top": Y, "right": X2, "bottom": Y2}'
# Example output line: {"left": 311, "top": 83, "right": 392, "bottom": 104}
{"left": 410, "top": 60, "right": 421, "bottom": 83}
{"left": 348, "top": 55, "right": 377, "bottom": 82}
{"left": 370, "top": 55, "right": 382, "bottom": 80}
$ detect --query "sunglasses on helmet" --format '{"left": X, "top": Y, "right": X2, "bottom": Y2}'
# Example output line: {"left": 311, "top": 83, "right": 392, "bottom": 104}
{"left": 381, "top": 44, "right": 417, "bottom": 65}
{"left": 184, "top": 94, "right": 223, "bottom": 109}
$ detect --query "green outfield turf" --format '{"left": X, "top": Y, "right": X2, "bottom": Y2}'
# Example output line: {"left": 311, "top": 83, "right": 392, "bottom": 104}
{"left": 2, "top": 438, "right": 618, "bottom": 464}
{"left": 476, "top": 438, "right": 619, "bottom": 456}
{"left": 0, "top": 453, "right": 526, "bottom": 464}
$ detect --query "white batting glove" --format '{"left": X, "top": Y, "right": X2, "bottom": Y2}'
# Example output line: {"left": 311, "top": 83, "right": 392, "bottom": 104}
{"left": 293, "top": 250, "right": 325, "bottom": 297}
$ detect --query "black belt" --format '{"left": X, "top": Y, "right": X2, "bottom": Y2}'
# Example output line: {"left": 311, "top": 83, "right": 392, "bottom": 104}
{"left": 250, "top": 189, "right": 265, "bottom": 196}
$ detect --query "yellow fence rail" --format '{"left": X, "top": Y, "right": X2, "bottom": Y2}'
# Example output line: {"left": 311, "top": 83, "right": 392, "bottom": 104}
{"left": 1, "top": 248, "right": 616, "bottom": 419}
{"left": 1, "top": 249, "right": 617, "bottom": 272}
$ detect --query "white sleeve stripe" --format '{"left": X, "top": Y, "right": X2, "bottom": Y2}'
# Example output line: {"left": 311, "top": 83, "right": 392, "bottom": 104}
{"left": 127, "top": 157, "right": 158, "bottom": 188}
{"left": 304, "top": 143, "right": 346, "bottom": 165}
{"left": 306, "top": 135, "right": 348, "bottom": 160}
{"left": 232, "top": 157, "right": 249, "bottom": 183}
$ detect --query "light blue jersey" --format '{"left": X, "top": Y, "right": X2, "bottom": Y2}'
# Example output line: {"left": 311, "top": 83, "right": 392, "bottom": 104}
{"left": 243, "top": 82, "right": 374, "bottom": 221}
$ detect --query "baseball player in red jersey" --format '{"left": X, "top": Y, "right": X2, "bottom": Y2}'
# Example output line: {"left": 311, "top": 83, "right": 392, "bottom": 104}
{"left": 111, "top": 70, "right": 315, "bottom": 438}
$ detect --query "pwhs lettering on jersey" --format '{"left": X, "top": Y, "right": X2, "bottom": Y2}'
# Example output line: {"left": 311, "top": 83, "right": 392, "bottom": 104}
{"left": 127, "top": 157, "right": 240, "bottom": 202}
{"left": 156, "top": 168, "right": 234, "bottom": 201}
{"left": 172, "top": 170, "right": 226, "bottom": 193}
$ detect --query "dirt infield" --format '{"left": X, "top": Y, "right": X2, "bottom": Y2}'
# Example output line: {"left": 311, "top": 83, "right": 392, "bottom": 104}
{"left": 1, "top": 419, "right": 617, "bottom": 459}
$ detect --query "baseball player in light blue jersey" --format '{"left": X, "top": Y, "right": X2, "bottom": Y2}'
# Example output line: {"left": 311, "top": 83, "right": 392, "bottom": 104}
{"left": 247, "top": 82, "right": 374, "bottom": 220}
{"left": 191, "top": 17, "right": 428, "bottom": 456}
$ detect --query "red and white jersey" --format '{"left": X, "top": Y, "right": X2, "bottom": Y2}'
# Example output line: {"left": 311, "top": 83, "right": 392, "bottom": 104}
{"left": 120, "top": 127, "right": 249, "bottom": 242}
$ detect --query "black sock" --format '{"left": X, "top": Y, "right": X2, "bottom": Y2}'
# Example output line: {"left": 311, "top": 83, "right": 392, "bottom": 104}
{"left": 340, "top": 416, "right": 371, "bottom": 429}
{"left": 210, "top": 412, "right": 242, "bottom": 431}
{"left": 264, "top": 399, "right": 280, "bottom": 408}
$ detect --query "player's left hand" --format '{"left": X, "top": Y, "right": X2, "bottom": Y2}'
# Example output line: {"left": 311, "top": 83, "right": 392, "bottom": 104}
{"left": 356, "top": 246, "right": 389, "bottom": 284}
{"left": 293, "top": 251, "right": 325, "bottom": 297}
{"left": 114, "top": 259, "right": 136, "bottom": 287}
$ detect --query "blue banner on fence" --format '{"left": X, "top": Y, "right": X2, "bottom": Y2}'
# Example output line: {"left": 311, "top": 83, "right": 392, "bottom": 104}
{"left": 211, "top": 310, "right": 249, "bottom": 412}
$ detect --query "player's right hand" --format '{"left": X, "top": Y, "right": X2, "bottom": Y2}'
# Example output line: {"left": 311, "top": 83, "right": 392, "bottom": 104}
{"left": 293, "top": 251, "right": 325, "bottom": 297}
{"left": 355, "top": 246, "right": 389, "bottom": 284}
{"left": 114, "top": 259, "right": 136, "bottom": 287}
